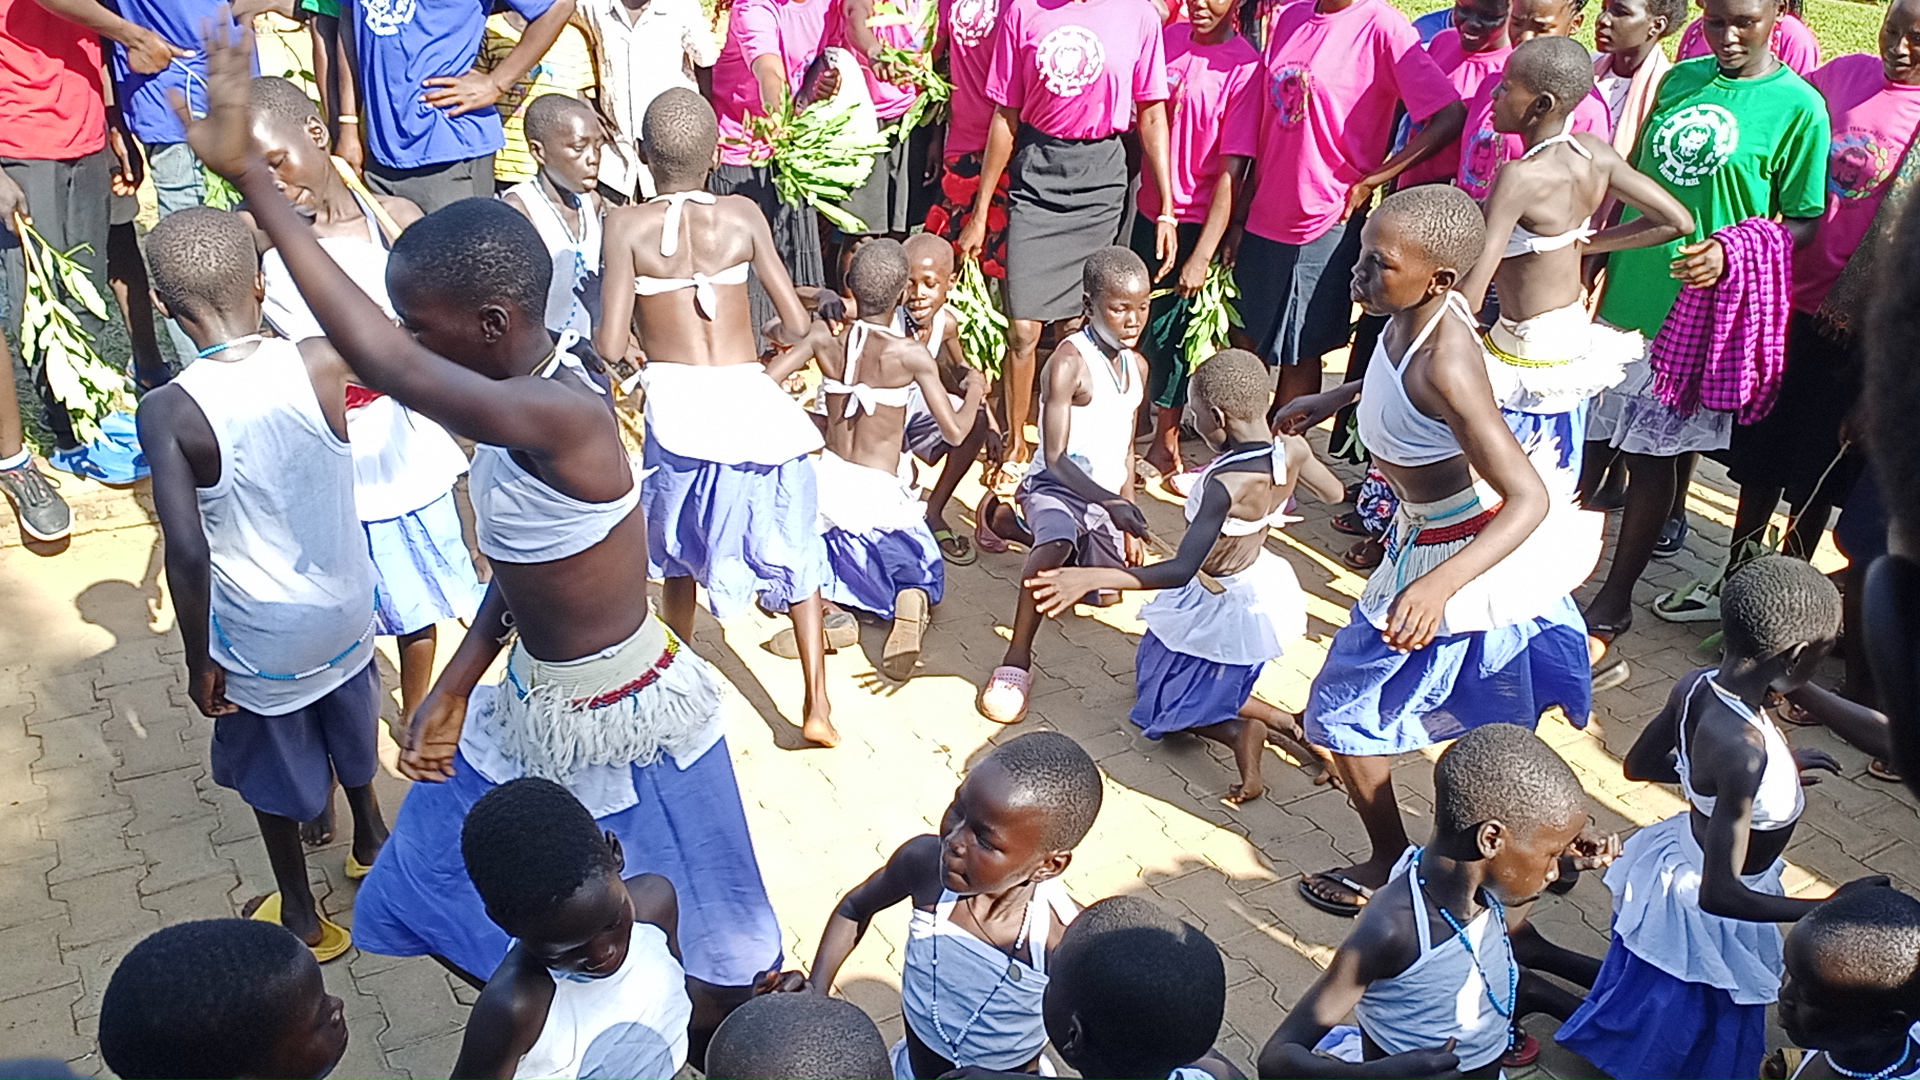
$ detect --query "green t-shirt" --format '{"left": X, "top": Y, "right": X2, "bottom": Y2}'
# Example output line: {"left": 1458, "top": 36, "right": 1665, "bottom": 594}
{"left": 299, "top": 0, "right": 340, "bottom": 18}
{"left": 1598, "top": 56, "right": 1830, "bottom": 337}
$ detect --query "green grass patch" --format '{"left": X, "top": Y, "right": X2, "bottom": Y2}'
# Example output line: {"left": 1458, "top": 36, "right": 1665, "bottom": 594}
{"left": 1384, "top": 0, "right": 1884, "bottom": 60}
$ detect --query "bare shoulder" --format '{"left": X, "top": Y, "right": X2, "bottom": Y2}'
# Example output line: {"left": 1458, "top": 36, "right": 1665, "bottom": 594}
{"left": 376, "top": 194, "right": 425, "bottom": 230}
{"left": 1343, "top": 873, "right": 1423, "bottom": 980}
{"left": 1574, "top": 131, "right": 1620, "bottom": 163}
{"left": 500, "top": 189, "right": 531, "bottom": 217}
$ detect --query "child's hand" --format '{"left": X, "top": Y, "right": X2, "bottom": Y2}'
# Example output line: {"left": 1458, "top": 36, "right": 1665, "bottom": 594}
{"left": 1271, "top": 390, "right": 1342, "bottom": 435}
{"left": 401, "top": 689, "right": 467, "bottom": 782}
{"left": 1102, "top": 497, "right": 1149, "bottom": 538}
{"left": 1384, "top": 577, "right": 1451, "bottom": 652}
{"left": 1671, "top": 237, "right": 1726, "bottom": 289}
{"left": 1793, "top": 747, "right": 1842, "bottom": 784}
{"left": 1374, "top": 1038, "right": 1461, "bottom": 1078}
{"left": 751, "top": 968, "right": 809, "bottom": 994}
{"left": 1124, "top": 532, "right": 1146, "bottom": 567}
{"left": 1564, "top": 826, "right": 1622, "bottom": 873}
{"left": 187, "top": 660, "right": 239, "bottom": 718}
{"left": 171, "top": 19, "right": 259, "bottom": 183}
{"left": 1026, "top": 567, "right": 1102, "bottom": 618}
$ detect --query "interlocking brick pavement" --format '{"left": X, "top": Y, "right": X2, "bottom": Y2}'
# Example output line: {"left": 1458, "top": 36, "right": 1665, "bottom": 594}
{"left": 0, "top": 424, "right": 1905, "bottom": 1079}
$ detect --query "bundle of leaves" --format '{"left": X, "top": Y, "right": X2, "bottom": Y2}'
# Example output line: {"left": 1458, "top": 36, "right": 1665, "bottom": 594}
{"left": 737, "top": 87, "right": 889, "bottom": 233}
{"left": 1155, "top": 262, "right": 1241, "bottom": 372}
{"left": 868, "top": 0, "right": 949, "bottom": 136}
{"left": 948, "top": 257, "right": 1007, "bottom": 377}
{"left": 15, "top": 216, "right": 130, "bottom": 445}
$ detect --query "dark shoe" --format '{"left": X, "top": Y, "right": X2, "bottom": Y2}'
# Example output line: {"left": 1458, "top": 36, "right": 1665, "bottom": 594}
{"left": 1652, "top": 515, "right": 1689, "bottom": 559}
{"left": 0, "top": 459, "right": 72, "bottom": 542}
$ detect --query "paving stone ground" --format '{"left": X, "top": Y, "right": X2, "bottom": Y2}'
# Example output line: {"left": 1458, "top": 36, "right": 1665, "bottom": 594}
{"left": 1, "top": 419, "right": 1911, "bottom": 1079}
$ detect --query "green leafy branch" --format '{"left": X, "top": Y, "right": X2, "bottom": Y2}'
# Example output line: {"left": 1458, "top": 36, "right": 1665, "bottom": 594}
{"left": 1153, "top": 263, "right": 1241, "bottom": 372}
{"left": 949, "top": 257, "right": 1007, "bottom": 377}
{"left": 14, "top": 214, "right": 129, "bottom": 446}
{"left": 203, "top": 164, "right": 244, "bottom": 210}
{"left": 869, "top": 0, "right": 949, "bottom": 137}
{"left": 736, "top": 88, "right": 890, "bottom": 233}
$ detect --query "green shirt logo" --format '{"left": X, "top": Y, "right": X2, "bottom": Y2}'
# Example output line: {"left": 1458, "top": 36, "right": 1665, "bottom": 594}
{"left": 1651, "top": 103, "right": 1740, "bottom": 187}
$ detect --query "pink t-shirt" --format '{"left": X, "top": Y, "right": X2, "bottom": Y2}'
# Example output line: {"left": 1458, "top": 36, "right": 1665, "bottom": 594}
{"left": 1677, "top": 13, "right": 1819, "bottom": 76}
{"left": 1138, "top": 24, "right": 1261, "bottom": 222}
{"left": 711, "top": 0, "right": 831, "bottom": 165}
{"left": 1396, "top": 28, "right": 1511, "bottom": 188}
{"left": 1794, "top": 53, "right": 1920, "bottom": 312}
{"left": 1225, "top": 0, "right": 1459, "bottom": 244}
{"left": 1454, "top": 70, "right": 1610, "bottom": 199}
{"left": 942, "top": 0, "right": 1007, "bottom": 157}
{"left": 826, "top": 0, "right": 928, "bottom": 121}
{"left": 984, "top": 0, "right": 1169, "bottom": 142}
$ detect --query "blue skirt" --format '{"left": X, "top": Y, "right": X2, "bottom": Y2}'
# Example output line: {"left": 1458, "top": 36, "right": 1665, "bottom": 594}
{"left": 1555, "top": 933, "right": 1769, "bottom": 1080}
{"left": 1130, "top": 632, "right": 1261, "bottom": 738}
{"left": 352, "top": 738, "right": 783, "bottom": 987}
{"left": 823, "top": 524, "right": 944, "bottom": 621}
{"left": 641, "top": 441, "right": 831, "bottom": 620}
{"left": 364, "top": 491, "right": 483, "bottom": 637}
{"left": 1304, "top": 596, "right": 1592, "bottom": 757}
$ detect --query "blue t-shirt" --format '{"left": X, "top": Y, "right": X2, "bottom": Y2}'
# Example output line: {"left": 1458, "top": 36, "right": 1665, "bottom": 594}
{"left": 110, "top": 0, "right": 247, "bottom": 144}
{"left": 1411, "top": 6, "right": 1453, "bottom": 43}
{"left": 346, "top": 0, "right": 557, "bottom": 170}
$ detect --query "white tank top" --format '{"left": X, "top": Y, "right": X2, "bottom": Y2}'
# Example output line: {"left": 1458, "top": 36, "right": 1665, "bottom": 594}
{"left": 506, "top": 180, "right": 603, "bottom": 339}
{"left": 170, "top": 338, "right": 377, "bottom": 715}
{"left": 513, "top": 923, "right": 692, "bottom": 1079}
{"left": 1035, "top": 330, "right": 1143, "bottom": 494}
{"left": 1183, "top": 440, "right": 1299, "bottom": 537}
{"left": 469, "top": 343, "right": 640, "bottom": 564}
{"left": 1356, "top": 294, "right": 1476, "bottom": 468}
{"left": 1676, "top": 669, "right": 1805, "bottom": 831}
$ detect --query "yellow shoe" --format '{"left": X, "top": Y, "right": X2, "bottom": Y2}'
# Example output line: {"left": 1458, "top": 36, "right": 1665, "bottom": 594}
{"left": 345, "top": 853, "right": 374, "bottom": 881}
{"left": 248, "top": 893, "right": 353, "bottom": 963}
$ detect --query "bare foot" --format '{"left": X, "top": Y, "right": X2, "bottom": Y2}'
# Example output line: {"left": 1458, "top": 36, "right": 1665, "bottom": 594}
{"left": 1223, "top": 781, "right": 1265, "bottom": 805}
{"left": 1143, "top": 445, "right": 1180, "bottom": 479}
{"left": 801, "top": 703, "right": 840, "bottom": 748}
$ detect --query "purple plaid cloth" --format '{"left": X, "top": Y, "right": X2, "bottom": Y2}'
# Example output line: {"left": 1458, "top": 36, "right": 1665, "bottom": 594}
{"left": 1648, "top": 217, "right": 1792, "bottom": 424}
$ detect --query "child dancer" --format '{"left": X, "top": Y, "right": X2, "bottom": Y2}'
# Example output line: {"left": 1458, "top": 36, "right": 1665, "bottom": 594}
{"left": 450, "top": 778, "right": 698, "bottom": 1079}
{"left": 139, "top": 207, "right": 385, "bottom": 961}
{"left": 900, "top": 231, "right": 994, "bottom": 562}
{"left": 1779, "top": 888, "right": 1920, "bottom": 1080}
{"left": 809, "top": 732, "right": 1103, "bottom": 1079}
{"left": 1027, "top": 349, "right": 1344, "bottom": 803}
{"left": 1556, "top": 556, "right": 1889, "bottom": 1078}
{"left": 596, "top": 88, "right": 838, "bottom": 745}
{"left": 775, "top": 239, "right": 986, "bottom": 680}
{"left": 1131, "top": 0, "right": 1259, "bottom": 483}
{"left": 1261, "top": 724, "right": 1592, "bottom": 1079}
{"left": 188, "top": 26, "right": 784, "bottom": 1009}
{"left": 1274, "top": 185, "right": 1591, "bottom": 917}
{"left": 706, "top": 993, "right": 894, "bottom": 1080}
{"left": 248, "top": 77, "right": 479, "bottom": 773}
{"left": 976, "top": 248, "right": 1151, "bottom": 724}
{"left": 99, "top": 920, "right": 349, "bottom": 1080}
{"left": 501, "top": 93, "right": 606, "bottom": 338}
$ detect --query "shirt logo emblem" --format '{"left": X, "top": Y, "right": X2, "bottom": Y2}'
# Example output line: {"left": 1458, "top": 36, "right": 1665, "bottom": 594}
{"left": 1036, "top": 25, "right": 1105, "bottom": 97}
{"left": 950, "top": 0, "right": 998, "bottom": 49}
{"left": 1269, "top": 62, "right": 1310, "bottom": 125}
{"left": 1828, "top": 129, "right": 1893, "bottom": 200}
{"left": 1650, "top": 102, "right": 1739, "bottom": 187}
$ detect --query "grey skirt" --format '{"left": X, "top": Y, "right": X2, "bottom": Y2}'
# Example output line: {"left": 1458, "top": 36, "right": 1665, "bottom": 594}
{"left": 710, "top": 163, "right": 824, "bottom": 351}
{"left": 1005, "top": 128, "right": 1127, "bottom": 322}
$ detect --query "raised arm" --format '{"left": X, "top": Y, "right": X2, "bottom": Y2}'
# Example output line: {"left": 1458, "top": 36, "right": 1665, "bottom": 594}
{"left": 1581, "top": 140, "right": 1695, "bottom": 256}
{"left": 810, "top": 835, "right": 939, "bottom": 994}
{"left": 183, "top": 24, "right": 600, "bottom": 454}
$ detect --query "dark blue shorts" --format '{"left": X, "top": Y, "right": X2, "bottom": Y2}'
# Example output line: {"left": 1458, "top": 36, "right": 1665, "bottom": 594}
{"left": 1234, "top": 210, "right": 1369, "bottom": 368}
{"left": 210, "top": 660, "right": 381, "bottom": 821}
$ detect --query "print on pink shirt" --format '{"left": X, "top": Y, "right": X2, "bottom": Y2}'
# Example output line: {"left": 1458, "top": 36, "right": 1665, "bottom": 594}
{"left": 1460, "top": 125, "right": 1503, "bottom": 194}
{"left": 1270, "top": 62, "right": 1311, "bottom": 124}
{"left": 1828, "top": 128, "right": 1896, "bottom": 199}
{"left": 950, "top": 0, "right": 998, "bottom": 47}
{"left": 1038, "top": 25, "right": 1107, "bottom": 95}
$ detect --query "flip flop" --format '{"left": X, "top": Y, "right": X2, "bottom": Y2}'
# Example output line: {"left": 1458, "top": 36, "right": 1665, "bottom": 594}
{"left": 1584, "top": 612, "right": 1632, "bottom": 640}
{"left": 881, "top": 589, "right": 930, "bottom": 682}
{"left": 1592, "top": 644, "right": 1631, "bottom": 692}
{"left": 979, "top": 665, "right": 1032, "bottom": 724}
{"left": 1870, "top": 759, "right": 1904, "bottom": 783}
{"left": 1297, "top": 870, "right": 1374, "bottom": 917}
{"left": 345, "top": 853, "right": 374, "bottom": 881}
{"left": 1331, "top": 510, "right": 1371, "bottom": 537}
{"left": 767, "top": 610, "right": 860, "bottom": 658}
{"left": 1777, "top": 701, "right": 1820, "bottom": 727}
{"left": 1653, "top": 581, "right": 1721, "bottom": 623}
{"left": 932, "top": 527, "right": 977, "bottom": 565}
{"left": 1341, "top": 538, "right": 1384, "bottom": 571}
{"left": 1502, "top": 1034, "right": 1541, "bottom": 1070}
{"left": 1162, "top": 470, "right": 1201, "bottom": 499}
{"left": 249, "top": 892, "right": 353, "bottom": 963}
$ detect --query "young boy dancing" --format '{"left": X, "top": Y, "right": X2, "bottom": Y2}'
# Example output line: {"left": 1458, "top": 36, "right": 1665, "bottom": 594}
{"left": 1779, "top": 888, "right": 1920, "bottom": 1080}
{"left": 775, "top": 239, "right": 986, "bottom": 680}
{"left": 501, "top": 93, "right": 606, "bottom": 338}
{"left": 139, "top": 206, "right": 385, "bottom": 962}
{"left": 1028, "top": 349, "right": 1344, "bottom": 804}
{"left": 185, "top": 25, "right": 784, "bottom": 1008}
{"left": 1260, "top": 724, "right": 1593, "bottom": 1078}
{"left": 99, "top": 920, "right": 350, "bottom": 1080}
{"left": 595, "top": 88, "right": 839, "bottom": 746}
{"left": 809, "top": 731, "right": 1103, "bottom": 1079}
{"left": 1556, "top": 556, "right": 1890, "bottom": 1077}
{"left": 900, "top": 231, "right": 994, "bottom": 563}
{"left": 1274, "top": 185, "right": 1592, "bottom": 917}
{"left": 977, "top": 247, "right": 1152, "bottom": 724}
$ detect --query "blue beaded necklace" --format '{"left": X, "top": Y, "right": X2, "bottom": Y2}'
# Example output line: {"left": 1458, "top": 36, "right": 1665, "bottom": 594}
{"left": 1826, "top": 1037, "right": 1920, "bottom": 1080}
{"left": 1415, "top": 848, "right": 1519, "bottom": 1047}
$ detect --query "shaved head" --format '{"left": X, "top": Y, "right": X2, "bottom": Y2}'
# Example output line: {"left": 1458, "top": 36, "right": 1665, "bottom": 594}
{"left": 904, "top": 231, "right": 954, "bottom": 271}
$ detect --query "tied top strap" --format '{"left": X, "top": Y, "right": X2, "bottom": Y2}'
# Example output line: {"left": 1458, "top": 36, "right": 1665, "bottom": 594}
{"left": 821, "top": 320, "right": 915, "bottom": 416}
{"left": 1505, "top": 127, "right": 1598, "bottom": 257}
{"left": 646, "top": 189, "right": 716, "bottom": 256}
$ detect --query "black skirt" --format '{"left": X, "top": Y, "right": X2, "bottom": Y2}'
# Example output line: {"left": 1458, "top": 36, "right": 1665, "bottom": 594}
{"left": 1727, "top": 310, "right": 1865, "bottom": 508}
{"left": 1004, "top": 127, "right": 1127, "bottom": 322}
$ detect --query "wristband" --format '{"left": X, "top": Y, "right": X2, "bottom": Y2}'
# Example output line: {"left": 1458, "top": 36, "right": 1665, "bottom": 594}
{"left": 336, "top": 115, "right": 360, "bottom": 124}
{"left": 1156, "top": 214, "right": 1178, "bottom": 226}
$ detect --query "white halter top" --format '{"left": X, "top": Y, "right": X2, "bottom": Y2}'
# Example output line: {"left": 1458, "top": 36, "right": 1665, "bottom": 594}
{"left": 1504, "top": 129, "right": 1598, "bottom": 258}
{"left": 901, "top": 879, "right": 1077, "bottom": 1072}
{"left": 821, "top": 319, "right": 916, "bottom": 417}
{"left": 1184, "top": 440, "right": 1300, "bottom": 536}
{"left": 468, "top": 338, "right": 640, "bottom": 564}
{"left": 631, "top": 190, "right": 749, "bottom": 319}
{"left": 1356, "top": 293, "right": 1476, "bottom": 468}
{"left": 1676, "top": 669, "right": 1805, "bottom": 832}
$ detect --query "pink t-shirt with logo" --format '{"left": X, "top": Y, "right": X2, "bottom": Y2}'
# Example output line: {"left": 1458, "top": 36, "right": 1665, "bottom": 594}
{"left": 1224, "top": 0, "right": 1459, "bottom": 245}
{"left": 712, "top": 0, "right": 831, "bottom": 165}
{"left": 1794, "top": 53, "right": 1920, "bottom": 312}
{"left": 1138, "top": 23, "right": 1261, "bottom": 222}
{"left": 1396, "top": 28, "right": 1511, "bottom": 188}
{"left": 827, "top": 0, "right": 929, "bottom": 121}
{"left": 985, "top": 0, "right": 1169, "bottom": 142}
{"left": 1677, "top": 13, "right": 1819, "bottom": 76}
{"left": 1454, "top": 71, "right": 1610, "bottom": 199}
{"left": 942, "top": 0, "right": 1006, "bottom": 157}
